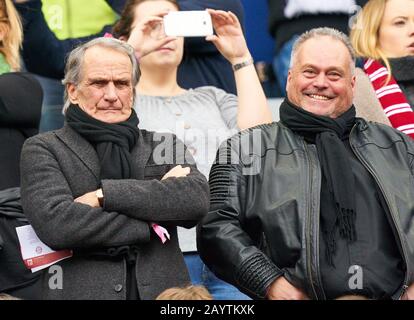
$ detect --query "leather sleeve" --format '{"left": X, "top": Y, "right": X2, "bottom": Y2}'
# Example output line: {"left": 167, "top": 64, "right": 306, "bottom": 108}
{"left": 197, "top": 130, "right": 282, "bottom": 299}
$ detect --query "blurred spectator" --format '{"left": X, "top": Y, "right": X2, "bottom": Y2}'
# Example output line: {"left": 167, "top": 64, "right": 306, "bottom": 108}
{"left": 268, "top": 0, "right": 367, "bottom": 96}
{"left": 241, "top": 0, "right": 280, "bottom": 97}
{"left": 41, "top": 0, "right": 117, "bottom": 39}
{"left": 0, "top": 0, "right": 43, "bottom": 191}
{"left": 351, "top": 0, "right": 414, "bottom": 137}
{"left": 156, "top": 285, "right": 213, "bottom": 300}
{"left": 0, "top": 2, "right": 43, "bottom": 301}
{"left": 0, "top": 0, "right": 22, "bottom": 73}
{"left": 0, "top": 73, "right": 42, "bottom": 190}
{"left": 113, "top": 0, "right": 245, "bottom": 93}
{"left": 176, "top": 0, "right": 244, "bottom": 94}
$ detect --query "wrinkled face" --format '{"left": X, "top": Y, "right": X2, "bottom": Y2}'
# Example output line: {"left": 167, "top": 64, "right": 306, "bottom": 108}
{"left": 286, "top": 36, "right": 355, "bottom": 119}
{"left": 67, "top": 46, "right": 134, "bottom": 123}
{"left": 132, "top": 0, "right": 184, "bottom": 69}
{"left": 379, "top": 0, "right": 414, "bottom": 58}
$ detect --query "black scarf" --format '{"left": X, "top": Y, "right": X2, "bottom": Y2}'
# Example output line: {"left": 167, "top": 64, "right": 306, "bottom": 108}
{"left": 279, "top": 99, "right": 357, "bottom": 266}
{"left": 66, "top": 104, "right": 140, "bottom": 180}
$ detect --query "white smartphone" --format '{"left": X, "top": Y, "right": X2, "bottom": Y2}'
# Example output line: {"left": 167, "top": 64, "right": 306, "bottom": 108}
{"left": 163, "top": 11, "right": 213, "bottom": 37}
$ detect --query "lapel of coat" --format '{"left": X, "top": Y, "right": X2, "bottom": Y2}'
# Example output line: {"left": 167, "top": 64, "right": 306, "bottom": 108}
{"left": 55, "top": 125, "right": 100, "bottom": 181}
{"left": 55, "top": 125, "right": 153, "bottom": 181}
{"left": 131, "top": 130, "right": 153, "bottom": 180}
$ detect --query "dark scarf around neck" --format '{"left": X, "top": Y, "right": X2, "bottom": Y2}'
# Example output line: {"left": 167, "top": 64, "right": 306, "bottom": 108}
{"left": 66, "top": 104, "right": 140, "bottom": 180}
{"left": 280, "top": 99, "right": 357, "bottom": 266}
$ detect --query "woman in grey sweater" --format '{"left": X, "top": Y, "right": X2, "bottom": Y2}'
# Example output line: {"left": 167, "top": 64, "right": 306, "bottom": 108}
{"left": 113, "top": 0, "right": 272, "bottom": 299}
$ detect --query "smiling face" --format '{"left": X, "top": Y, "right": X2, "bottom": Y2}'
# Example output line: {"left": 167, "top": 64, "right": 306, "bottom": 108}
{"left": 286, "top": 36, "right": 355, "bottom": 119}
{"left": 67, "top": 45, "right": 134, "bottom": 123}
{"left": 378, "top": 0, "right": 414, "bottom": 58}
{"left": 133, "top": 0, "right": 184, "bottom": 69}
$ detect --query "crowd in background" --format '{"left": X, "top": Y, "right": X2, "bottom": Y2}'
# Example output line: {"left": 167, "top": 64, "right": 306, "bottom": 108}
{"left": 0, "top": 0, "right": 413, "bottom": 300}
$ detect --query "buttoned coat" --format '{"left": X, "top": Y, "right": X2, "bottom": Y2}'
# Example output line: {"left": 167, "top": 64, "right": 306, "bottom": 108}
{"left": 20, "top": 125, "right": 209, "bottom": 300}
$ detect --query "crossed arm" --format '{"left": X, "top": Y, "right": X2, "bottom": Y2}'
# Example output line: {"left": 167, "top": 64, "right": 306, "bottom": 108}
{"left": 20, "top": 136, "right": 209, "bottom": 250}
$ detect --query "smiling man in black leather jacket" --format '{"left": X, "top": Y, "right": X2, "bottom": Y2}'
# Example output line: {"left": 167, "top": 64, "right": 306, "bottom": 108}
{"left": 197, "top": 27, "right": 414, "bottom": 300}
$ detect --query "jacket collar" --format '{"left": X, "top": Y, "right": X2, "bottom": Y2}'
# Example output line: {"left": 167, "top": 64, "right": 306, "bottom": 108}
{"left": 130, "top": 129, "right": 153, "bottom": 180}
{"left": 56, "top": 125, "right": 100, "bottom": 180}
{"left": 55, "top": 124, "right": 153, "bottom": 180}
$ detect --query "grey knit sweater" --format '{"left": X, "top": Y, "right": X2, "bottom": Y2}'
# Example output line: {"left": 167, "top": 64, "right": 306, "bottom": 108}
{"left": 135, "top": 86, "right": 239, "bottom": 252}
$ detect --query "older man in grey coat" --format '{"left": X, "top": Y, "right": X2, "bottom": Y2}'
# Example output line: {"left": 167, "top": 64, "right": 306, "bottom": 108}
{"left": 19, "top": 37, "right": 209, "bottom": 300}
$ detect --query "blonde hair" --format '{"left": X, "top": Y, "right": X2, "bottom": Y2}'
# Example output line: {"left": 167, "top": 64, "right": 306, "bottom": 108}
{"left": 0, "top": 0, "right": 23, "bottom": 71}
{"left": 350, "top": 0, "right": 392, "bottom": 82}
{"left": 156, "top": 285, "right": 213, "bottom": 300}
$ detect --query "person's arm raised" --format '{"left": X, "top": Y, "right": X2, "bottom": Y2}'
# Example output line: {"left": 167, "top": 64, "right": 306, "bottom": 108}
{"left": 126, "top": 14, "right": 177, "bottom": 60}
{"left": 206, "top": 9, "right": 272, "bottom": 130}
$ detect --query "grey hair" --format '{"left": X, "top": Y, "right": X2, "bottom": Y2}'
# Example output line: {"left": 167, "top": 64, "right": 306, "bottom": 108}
{"left": 289, "top": 27, "right": 356, "bottom": 75}
{"left": 61, "top": 37, "right": 140, "bottom": 114}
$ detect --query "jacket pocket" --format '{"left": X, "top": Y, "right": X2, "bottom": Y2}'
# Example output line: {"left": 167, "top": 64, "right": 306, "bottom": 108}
{"left": 262, "top": 199, "right": 302, "bottom": 268}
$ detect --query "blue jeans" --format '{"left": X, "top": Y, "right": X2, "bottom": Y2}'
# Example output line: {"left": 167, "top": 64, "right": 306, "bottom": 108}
{"left": 272, "top": 35, "right": 299, "bottom": 97}
{"left": 184, "top": 253, "right": 251, "bottom": 300}
{"left": 35, "top": 75, "right": 65, "bottom": 133}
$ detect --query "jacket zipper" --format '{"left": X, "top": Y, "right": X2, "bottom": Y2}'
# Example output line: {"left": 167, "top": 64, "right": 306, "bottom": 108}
{"left": 400, "top": 285, "right": 409, "bottom": 300}
{"left": 349, "top": 125, "right": 409, "bottom": 299}
{"left": 303, "top": 142, "right": 321, "bottom": 300}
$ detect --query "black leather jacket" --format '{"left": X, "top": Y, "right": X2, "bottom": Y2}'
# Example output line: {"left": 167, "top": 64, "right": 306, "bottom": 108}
{"left": 197, "top": 119, "right": 414, "bottom": 300}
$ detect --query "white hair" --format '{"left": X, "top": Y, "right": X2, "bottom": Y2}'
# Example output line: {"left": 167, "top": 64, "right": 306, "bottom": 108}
{"left": 61, "top": 37, "right": 140, "bottom": 114}
{"left": 289, "top": 27, "right": 356, "bottom": 75}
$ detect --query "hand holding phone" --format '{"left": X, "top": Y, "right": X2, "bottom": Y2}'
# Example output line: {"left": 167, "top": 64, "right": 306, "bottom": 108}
{"left": 127, "top": 14, "right": 177, "bottom": 59}
{"left": 163, "top": 11, "right": 213, "bottom": 37}
{"left": 204, "top": 9, "right": 251, "bottom": 65}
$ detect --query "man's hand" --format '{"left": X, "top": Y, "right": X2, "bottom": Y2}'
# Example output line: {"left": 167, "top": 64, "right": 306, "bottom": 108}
{"left": 162, "top": 165, "right": 190, "bottom": 180}
{"left": 74, "top": 190, "right": 100, "bottom": 208}
{"left": 401, "top": 283, "right": 414, "bottom": 300}
{"left": 127, "top": 13, "right": 177, "bottom": 60}
{"left": 266, "top": 276, "right": 310, "bottom": 300}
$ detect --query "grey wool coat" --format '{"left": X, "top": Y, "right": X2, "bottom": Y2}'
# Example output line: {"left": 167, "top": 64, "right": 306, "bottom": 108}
{"left": 20, "top": 124, "right": 209, "bottom": 300}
